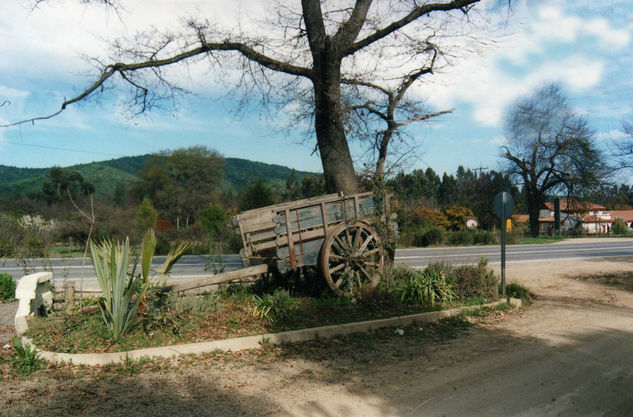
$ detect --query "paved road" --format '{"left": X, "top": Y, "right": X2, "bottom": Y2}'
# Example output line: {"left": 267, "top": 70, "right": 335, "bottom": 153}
{"left": 2, "top": 238, "right": 632, "bottom": 288}
{"left": 394, "top": 238, "right": 633, "bottom": 268}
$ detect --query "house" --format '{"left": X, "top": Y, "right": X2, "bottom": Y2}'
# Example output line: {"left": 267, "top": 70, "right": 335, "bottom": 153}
{"left": 538, "top": 198, "right": 633, "bottom": 235}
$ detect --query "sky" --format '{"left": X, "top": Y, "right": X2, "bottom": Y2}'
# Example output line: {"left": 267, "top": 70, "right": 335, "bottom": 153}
{"left": 0, "top": 0, "right": 632, "bottom": 179}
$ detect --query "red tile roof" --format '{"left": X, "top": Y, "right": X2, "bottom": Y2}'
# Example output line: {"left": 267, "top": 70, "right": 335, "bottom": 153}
{"left": 542, "top": 198, "right": 606, "bottom": 212}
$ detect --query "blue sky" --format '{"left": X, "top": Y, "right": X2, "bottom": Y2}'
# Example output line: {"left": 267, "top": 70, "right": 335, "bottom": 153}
{"left": 1, "top": 0, "right": 632, "bottom": 179}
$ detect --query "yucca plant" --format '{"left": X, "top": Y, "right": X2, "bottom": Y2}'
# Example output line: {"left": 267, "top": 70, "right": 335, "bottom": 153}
{"left": 90, "top": 230, "right": 190, "bottom": 341}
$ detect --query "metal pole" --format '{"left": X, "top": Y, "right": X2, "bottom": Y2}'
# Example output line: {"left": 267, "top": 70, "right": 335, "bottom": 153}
{"left": 501, "top": 205, "right": 506, "bottom": 297}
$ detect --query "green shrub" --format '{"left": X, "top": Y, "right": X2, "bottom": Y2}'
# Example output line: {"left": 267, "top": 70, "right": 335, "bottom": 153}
{"left": 380, "top": 264, "right": 419, "bottom": 290}
{"left": 0, "top": 273, "right": 16, "bottom": 301}
{"left": 10, "top": 338, "right": 46, "bottom": 376}
{"left": 611, "top": 218, "right": 630, "bottom": 236}
{"left": 413, "top": 226, "right": 445, "bottom": 247}
{"left": 504, "top": 230, "right": 522, "bottom": 244}
{"left": 446, "top": 230, "right": 474, "bottom": 246}
{"left": 398, "top": 268, "right": 456, "bottom": 307}
{"left": 24, "top": 236, "right": 47, "bottom": 257}
{"left": 251, "top": 289, "right": 298, "bottom": 320}
{"left": 0, "top": 236, "right": 15, "bottom": 257}
{"left": 452, "top": 258, "right": 498, "bottom": 301}
{"left": 503, "top": 282, "right": 532, "bottom": 300}
{"left": 166, "top": 292, "right": 222, "bottom": 315}
{"left": 473, "top": 231, "right": 497, "bottom": 245}
{"left": 154, "top": 238, "right": 171, "bottom": 255}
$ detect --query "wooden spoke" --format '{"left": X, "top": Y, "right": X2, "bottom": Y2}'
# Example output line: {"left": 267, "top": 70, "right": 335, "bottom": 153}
{"left": 329, "top": 253, "right": 345, "bottom": 260}
{"left": 354, "top": 226, "right": 362, "bottom": 249}
{"left": 330, "top": 263, "right": 346, "bottom": 274}
{"left": 334, "top": 274, "right": 345, "bottom": 289}
{"left": 334, "top": 235, "right": 347, "bottom": 251}
{"left": 359, "top": 248, "right": 380, "bottom": 258}
{"left": 358, "top": 234, "right": 374, "bottom": 253}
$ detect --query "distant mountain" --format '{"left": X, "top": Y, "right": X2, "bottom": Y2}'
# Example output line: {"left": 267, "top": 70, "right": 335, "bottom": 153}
{"left": 0, "top": 154, "right": 318, "bottom": 199}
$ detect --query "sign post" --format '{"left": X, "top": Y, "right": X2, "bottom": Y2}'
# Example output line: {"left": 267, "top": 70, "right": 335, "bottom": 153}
{"left": 494, "top": 191, "right": 514, "bottom": 297}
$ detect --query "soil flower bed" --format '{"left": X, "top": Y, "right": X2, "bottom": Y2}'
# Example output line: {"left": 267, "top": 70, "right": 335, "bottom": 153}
{"left": 25, "top": 261, "right": 505, "bottom": 354}
{"left": 26, "top": 291, "right": 489, "bottom": 354}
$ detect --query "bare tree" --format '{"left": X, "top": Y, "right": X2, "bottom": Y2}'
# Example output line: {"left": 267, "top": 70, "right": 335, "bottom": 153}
{"left": 6, "top": 0, "right": 485, "bottom": 194}
{"left": 610, "top": 121, "right": 633, "bottom": 170}
{"left": 501, "top": 83, "right": 607, "bottom": 237}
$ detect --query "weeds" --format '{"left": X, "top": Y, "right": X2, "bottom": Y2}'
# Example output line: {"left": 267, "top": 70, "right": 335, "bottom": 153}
{"left": 0, "top": 273, "right": 16, "bottom": 301}
{"left": 9, "top": 338, "right": 46, "bottom": 376}
{"left": 251, "top": 290, "right": 297, "bottom": 320}
{"left": 398, "top": 269, "right": 456, "bottom": 307}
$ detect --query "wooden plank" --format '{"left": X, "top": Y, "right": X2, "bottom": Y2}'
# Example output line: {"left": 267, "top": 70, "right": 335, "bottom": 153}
{"left": 277, "top": 238, "right": 324, "bottom": 262}
{"left": 162, "top": 264, "right": 269, "bottom": 293}
{"left": 275, "top": 227, "right": 326, "bottom": 247}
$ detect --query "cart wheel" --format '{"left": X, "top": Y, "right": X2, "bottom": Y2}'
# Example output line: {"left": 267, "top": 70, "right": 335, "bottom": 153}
{"left": 320, "top": 221, "right": 384, "bottom": 296}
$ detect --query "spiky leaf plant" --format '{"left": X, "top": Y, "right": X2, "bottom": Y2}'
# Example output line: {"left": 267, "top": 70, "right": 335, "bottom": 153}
{"left": 90, "top": 230, "right": 190, "bottom": 341}
{"left": 90, "top": 237, "right": 143, "bottom": 341}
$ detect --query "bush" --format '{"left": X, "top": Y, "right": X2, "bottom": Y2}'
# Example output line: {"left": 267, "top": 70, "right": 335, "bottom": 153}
{"left": 398, "top": 267, "right": 456, "bottom": 307}
{"left": 251, "top": 289, "right": 298, "bottom": 320}
{"left": 166, "top": 292, "right": 222, "bottom": 315}
{"left": 154, "top": 238, "right": 171, "bottom": 255}
{"left": 0, "top": 273, "right": 16, "bottom": 301}
{"left": 503, "top": 282, "right": 532, "bottom": 301}
{"left": 24, "top": 236, "right": 47, "bottom": 258}
{"left": 413, "top": 226, "right": 445, "bottom": 247}
{"left": 505, "top": 230, "right": 522, "bottom": 245}
{"left": 0, "top": 236, "right": 15, "bottom": 257}
{"left": 452, "top": 259, "right": 498, "bottom": 301}
{"left": 611, "top": 218, "right": 630, "bottom": 236}
{"left": 446, "top": 230, "right": 474, "bottom": 246}
{"left": 473, "top": 231, "right": 497, "bottom": 245}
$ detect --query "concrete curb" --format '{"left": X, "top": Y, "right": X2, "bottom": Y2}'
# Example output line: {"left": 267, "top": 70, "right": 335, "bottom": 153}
{"left": 23, "top": 298, "right": 521, "bottom": 366}
{"left": 14, "top": 272, "right": 53, "bottom": 336}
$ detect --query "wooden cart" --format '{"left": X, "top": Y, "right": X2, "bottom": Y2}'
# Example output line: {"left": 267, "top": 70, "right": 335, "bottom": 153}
{"left": 233, "top": 192, "right": 395, "bottom": 296}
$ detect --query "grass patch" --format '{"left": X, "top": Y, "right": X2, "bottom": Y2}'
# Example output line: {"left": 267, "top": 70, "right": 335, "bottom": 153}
{"left": 520, "top": 235, "right": 565, "bottom": 245}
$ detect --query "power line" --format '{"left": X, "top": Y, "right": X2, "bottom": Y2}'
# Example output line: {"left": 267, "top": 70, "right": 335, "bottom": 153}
{"left": 2, "top": 140, "right": 123, "bottom": 157}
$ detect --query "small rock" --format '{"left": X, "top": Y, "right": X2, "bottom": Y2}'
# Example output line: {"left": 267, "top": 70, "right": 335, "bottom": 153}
{"left": 2, "top": 344, "right": 10, "bottom": 349}
{"left": 395, "top": 329, "right": 404, "bottom": 336}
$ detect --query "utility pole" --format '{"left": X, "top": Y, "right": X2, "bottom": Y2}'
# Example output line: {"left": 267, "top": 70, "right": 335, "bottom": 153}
{"left": 473, "top": 167, "right": 488, "bottom": 176}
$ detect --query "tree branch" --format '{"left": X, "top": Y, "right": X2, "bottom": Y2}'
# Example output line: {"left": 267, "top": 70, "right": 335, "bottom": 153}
{"left": 301, "top": 0, "right": 327, "bottom": 51}
{"left": 344, "top": 0, "right": 480, "bottom": 56}
{"left": 333, "top": 0, "right": 372, "bottom": 50}
{"left": 1, "top": 40, "right": 312, "bottom": 128}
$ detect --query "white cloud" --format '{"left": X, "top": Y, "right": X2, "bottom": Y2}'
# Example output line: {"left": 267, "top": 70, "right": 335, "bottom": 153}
{"left": 418, "top": 1, "right": 627, "bottom": 129}
{"left": 596, "top": 129, "right": 629, "bottom": 142}
{"left": 0, "top": 86, "right": 29, "bottom": 99}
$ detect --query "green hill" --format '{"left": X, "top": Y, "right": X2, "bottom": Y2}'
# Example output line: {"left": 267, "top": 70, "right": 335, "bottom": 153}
{"left": 0, "top": 154, "right": 318, "bottom": 199}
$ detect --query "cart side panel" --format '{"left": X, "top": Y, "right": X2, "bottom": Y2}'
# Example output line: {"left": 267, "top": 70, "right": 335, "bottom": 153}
{"left": 276, "top": 238, "right": 325, "bottom": 272}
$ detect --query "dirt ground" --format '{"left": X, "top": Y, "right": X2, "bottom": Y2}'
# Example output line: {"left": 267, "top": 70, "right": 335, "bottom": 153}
{"left": 2, "top": 257, "right": 633, "bottom": 416}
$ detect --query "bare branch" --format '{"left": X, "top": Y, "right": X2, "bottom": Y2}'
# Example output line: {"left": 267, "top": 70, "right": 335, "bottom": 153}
{"left": 344, "top": 0, "right": 480, "bottom": 56}
{"left": 2, "top": 39, "right": 312, "bottom": 128}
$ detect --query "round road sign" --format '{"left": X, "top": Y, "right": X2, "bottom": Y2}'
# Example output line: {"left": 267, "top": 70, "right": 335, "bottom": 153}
{"left": 494, "top": 191, "right": 514, "bottom": 220}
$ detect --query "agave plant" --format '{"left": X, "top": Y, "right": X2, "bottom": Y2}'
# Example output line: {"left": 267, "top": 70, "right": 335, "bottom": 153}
{"left": 90, "top": 229, "right": 190, "bottom": 341}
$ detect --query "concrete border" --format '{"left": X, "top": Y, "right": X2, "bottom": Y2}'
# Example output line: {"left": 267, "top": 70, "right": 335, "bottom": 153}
{"left": 22, "top": 298, "right": 521, "bottom": 366}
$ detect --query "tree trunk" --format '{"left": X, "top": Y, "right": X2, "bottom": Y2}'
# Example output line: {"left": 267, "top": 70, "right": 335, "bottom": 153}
{"left": 527, "top": 193, "right": 541, "bottom": 237}
{"left": 312, "top": 46, "right": 359, "bottom": 194}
